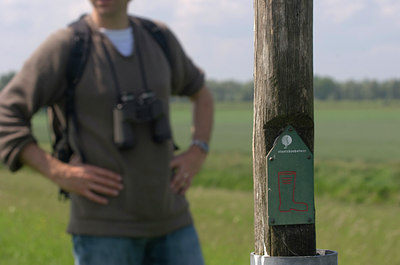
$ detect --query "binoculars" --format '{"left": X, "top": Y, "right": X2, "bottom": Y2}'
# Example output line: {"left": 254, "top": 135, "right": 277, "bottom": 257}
{"left": 113, "top": 92, "right": 171, "bottom": 149}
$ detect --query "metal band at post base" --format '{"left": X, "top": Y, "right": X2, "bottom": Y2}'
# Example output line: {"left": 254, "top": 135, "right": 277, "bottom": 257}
{"left": 250, "top": 250, "right": 338, "bottom": 265}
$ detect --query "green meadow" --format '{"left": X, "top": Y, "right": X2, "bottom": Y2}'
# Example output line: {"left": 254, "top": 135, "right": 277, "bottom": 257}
{"left": 1, "top": 100, "right": 400, "bottom": 265}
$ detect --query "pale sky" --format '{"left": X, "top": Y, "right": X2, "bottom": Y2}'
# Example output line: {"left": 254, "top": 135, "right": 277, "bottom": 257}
{"left": 0, "top": 0, "right": 399, "bottom": 82}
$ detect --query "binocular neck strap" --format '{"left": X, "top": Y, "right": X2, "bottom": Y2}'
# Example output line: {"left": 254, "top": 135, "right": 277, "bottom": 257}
{"left": 100, "top": 24, "right": 151, "bottom": 105}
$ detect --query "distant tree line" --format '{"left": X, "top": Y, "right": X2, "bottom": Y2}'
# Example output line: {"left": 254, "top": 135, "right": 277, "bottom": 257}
{"left": 206, "top": 79, "right": 254, "bottom": 102}
{"left": 314, "top": 76, "right": 400, "bottom": 101}
{"left": 1, "top": 71, "right": 399, "bottom": 101}
{"left": 207, "top": 77, "right": 400, "bottom": 101}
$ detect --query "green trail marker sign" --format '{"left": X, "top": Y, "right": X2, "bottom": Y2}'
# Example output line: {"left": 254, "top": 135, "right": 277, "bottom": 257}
{"left": 267, "top": 125, "right": 315, "bottom": 226}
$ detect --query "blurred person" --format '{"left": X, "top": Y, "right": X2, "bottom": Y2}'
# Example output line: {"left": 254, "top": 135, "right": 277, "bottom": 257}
{"left": 0, "top": 0, "right": 214, "bottom": 264}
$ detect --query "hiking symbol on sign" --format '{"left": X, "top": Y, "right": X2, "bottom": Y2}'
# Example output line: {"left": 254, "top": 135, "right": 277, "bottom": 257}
{"left": 267, "top": 125, "right": 315, "bottom": 226}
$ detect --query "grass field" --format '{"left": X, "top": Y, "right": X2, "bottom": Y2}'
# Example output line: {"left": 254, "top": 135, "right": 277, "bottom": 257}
{"left": 32, "top": 100, "right": 400, "bottom": 161}
{"left": 1, "top": 172, "right": 399, "bottom": 265}
{"left": 1, "top": 100, "right": 400, "bottom": 265}
{"left": 171, "top": 100, "right": 400, "bottom": 161}
{"left": 175, "top": 101, "right": 400, "bottom": 204}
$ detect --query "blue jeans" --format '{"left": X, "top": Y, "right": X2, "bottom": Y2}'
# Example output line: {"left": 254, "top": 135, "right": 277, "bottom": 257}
{"left": 72, "top": 225, "right": 205, "bottom": 265}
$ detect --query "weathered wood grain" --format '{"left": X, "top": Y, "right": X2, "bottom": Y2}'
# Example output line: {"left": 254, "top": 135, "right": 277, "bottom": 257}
{"left": 253, "top": 0, "right": 316, "bottom": 256}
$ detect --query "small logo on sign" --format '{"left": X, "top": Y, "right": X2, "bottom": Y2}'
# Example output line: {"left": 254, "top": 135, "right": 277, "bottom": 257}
{"left": 281, "top": 135, "right": 292, "bottom": 149}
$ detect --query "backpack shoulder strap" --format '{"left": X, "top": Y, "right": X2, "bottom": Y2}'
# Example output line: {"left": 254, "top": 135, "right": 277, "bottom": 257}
{"left": 133, "top": 17, "right": 172, "bottom": 68}
{"left": 52, "top": 15, "right": 92, "bottom": 161}
{"left": 65, "top": 15, "right": 92, "bottom": 142}
{"left": 50, "top": 16, "right": 92, "bottom": 200}
{"left": 66, "top": 15, "right": 92, "bottom": 113}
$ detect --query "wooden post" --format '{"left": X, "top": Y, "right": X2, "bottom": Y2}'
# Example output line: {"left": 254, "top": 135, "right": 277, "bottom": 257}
{"left": 253, "top": 0, "right": 315, "bottom": 257}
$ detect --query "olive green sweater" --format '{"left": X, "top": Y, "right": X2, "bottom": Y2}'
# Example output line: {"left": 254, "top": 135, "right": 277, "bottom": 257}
{"left": 0, "top": 16, "right": 204, "bottom": 237}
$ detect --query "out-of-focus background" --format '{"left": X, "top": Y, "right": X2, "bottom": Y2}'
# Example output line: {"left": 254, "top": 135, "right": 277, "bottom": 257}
{"left": 1, "top": 1, "right": 400, "bottom": 265}
{"left": 1, "top": 0, "right": 400, "bottom": 81}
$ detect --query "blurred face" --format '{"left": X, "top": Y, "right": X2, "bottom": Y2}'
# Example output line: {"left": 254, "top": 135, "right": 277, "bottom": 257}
{"left": 89, "top": 0, "right": 130, "bottom": 17}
